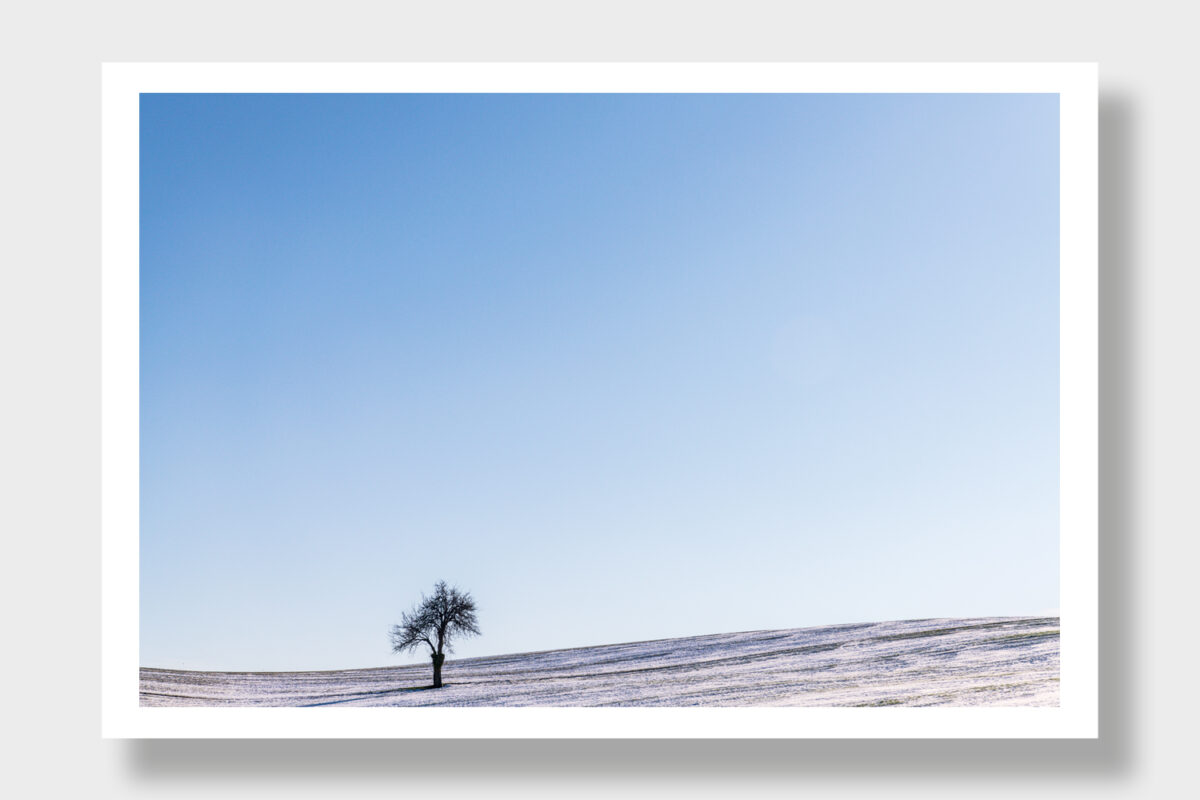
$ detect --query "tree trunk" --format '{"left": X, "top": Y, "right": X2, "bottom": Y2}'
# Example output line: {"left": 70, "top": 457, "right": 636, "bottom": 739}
{"left": 431, "top": 653, "right": 445, "bottom": 688}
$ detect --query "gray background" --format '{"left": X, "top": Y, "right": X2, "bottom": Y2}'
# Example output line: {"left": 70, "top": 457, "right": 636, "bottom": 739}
{"left": 2, "top": 0, "right": 1192, "bottom": 796}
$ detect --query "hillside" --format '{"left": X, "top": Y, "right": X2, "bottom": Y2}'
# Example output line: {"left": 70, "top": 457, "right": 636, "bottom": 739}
{"left": 140, "top": 616, "right": 1059, "bottom": 707}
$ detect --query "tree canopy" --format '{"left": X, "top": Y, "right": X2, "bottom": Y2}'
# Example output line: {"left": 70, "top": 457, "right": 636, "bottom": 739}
{"left": 390, "top": 581, "right": 480, "bottom": 659}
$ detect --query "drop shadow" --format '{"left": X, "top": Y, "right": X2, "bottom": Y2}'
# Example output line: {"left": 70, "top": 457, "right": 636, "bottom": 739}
{"left": 120, "top": 92, "right": 1138, "bottom": 781}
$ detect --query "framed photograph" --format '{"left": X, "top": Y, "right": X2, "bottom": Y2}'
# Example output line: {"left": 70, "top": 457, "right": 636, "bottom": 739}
{"left": 101, "top": 62, "right": 1097, "bottom": 738}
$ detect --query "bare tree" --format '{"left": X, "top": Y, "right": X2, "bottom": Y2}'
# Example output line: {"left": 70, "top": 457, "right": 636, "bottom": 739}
{"left": 390, "top": 581, "right": 481, "bottom": 688}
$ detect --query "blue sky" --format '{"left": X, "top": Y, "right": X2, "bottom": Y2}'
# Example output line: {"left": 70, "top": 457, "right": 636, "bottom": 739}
{"left": 140, "top": 93, "right": 1059, "bottom": 671}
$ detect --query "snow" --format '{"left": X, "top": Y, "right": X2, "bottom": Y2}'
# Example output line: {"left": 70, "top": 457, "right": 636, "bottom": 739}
{"left": 139, "top": 616, "right": 1059, "bottom": 707}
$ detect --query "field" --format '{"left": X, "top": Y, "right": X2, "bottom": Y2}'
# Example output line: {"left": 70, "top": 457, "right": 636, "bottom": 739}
{"left": 140, "top": 616, "right": 1059, "bottom": 707}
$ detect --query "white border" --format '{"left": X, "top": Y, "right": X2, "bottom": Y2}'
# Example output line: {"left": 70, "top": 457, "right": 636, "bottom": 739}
{"left": 101, "top": 62, "right": 1098, "bottom": 739}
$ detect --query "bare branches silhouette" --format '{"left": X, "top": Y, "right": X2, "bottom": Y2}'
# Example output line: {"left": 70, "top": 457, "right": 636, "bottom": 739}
{"left": 390, "top": 581, "right": 480, "bottom": 688}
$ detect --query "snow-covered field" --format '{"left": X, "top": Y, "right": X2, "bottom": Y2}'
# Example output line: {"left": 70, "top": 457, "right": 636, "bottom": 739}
{"left": 140, "top": 616, "right": 1058, "bottom": 707}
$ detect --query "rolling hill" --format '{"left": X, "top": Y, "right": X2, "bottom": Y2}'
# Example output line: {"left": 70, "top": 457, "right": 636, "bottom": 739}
{"left": 140, "top": 615, "right": 1059, "bottom": 707}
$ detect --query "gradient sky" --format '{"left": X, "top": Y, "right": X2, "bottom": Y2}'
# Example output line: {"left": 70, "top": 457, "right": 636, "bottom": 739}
{"left": 140, "top": 92, "right": 1059, "bottom": 671}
